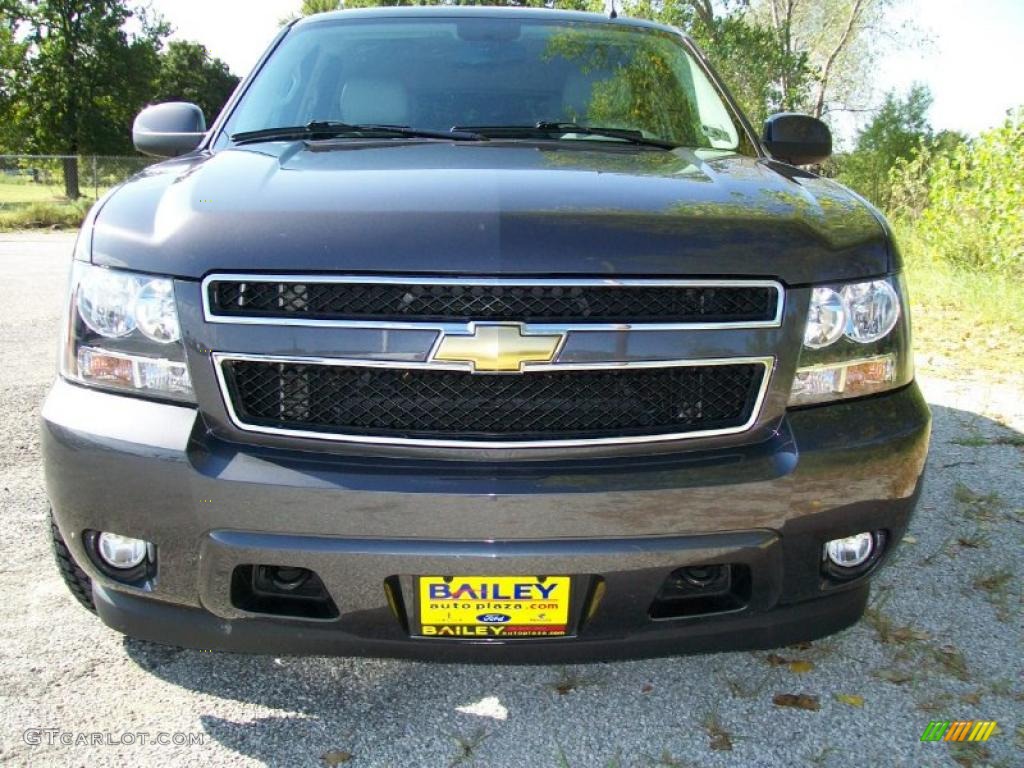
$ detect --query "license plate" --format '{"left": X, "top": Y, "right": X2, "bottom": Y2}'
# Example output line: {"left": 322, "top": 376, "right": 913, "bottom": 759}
{"left": 417, "top": 575, "right": 571, "bottom": 638}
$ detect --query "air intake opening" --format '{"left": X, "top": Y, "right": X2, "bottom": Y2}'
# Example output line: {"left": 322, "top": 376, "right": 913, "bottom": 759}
{"left": 230, "top": 565, "right": 338, "bottom": 620}
{"left": 649, "top": 564, "right": 751, "bottom": 619}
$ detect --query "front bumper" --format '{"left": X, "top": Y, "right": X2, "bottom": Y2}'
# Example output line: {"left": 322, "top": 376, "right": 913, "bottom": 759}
{"left": 42, "top": 379, "right": 930, "bottom": 660}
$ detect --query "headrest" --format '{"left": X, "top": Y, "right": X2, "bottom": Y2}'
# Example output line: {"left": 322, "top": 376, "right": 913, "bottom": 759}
{"left": 340, "top": 79, "right": 409, "bottom": 126}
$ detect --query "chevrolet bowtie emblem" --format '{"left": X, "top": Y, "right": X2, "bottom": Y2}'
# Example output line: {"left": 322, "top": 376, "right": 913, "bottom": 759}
{"left": 431, "top": 323, "right": 564, "bottom": 372}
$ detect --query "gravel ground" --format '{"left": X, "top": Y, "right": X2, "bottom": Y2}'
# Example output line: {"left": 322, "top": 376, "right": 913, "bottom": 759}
{"left": 0, "top": 232, "right": 1020, "bottom": 768}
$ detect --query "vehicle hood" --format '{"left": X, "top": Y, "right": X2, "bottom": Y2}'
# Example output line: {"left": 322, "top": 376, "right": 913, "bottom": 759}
{"left": 90, "top": 141, "right": 890, "bottom": 283}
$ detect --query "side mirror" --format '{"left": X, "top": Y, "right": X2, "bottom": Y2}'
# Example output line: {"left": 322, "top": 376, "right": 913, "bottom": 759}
{"left": 762, "top": 113, "right": 832, "bottom": 166}
{"left": 133, "top": 102, "right": 207, "bottom": 158}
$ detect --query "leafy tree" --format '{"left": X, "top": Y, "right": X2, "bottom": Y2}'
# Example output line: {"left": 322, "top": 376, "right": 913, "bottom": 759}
{"left": 836, "top": 84, "right": 932, "bottom": 207}
{"left": 301, "top": 0, "right": 340, "bottom": 11}
{"left": 3, "top": 0, "right": 167, "bottom": 197}
{"left": 280, "top": 0, "right": 340, "bottom": 24}
{"left": 890, "top": 108, "right": 1022, "bottom": 275}
{"left": 687, "top": 9, "right": 810, "bottom": 126}
{"left": 152, "top": 40, "right": 239, "bottom": 125}
{"left": 0, "top": 1, "right": 28, "bottom": 151}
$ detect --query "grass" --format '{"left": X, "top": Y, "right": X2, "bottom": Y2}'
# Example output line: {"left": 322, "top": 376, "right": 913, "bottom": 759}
{"left": 0, "top": 199, "right": 92, "bottom": 231}
{"left": 953, "top": 483, "right": 1004, "bottom": 523}
{"left": 973, "top": 568, "right": 1016, "bottom": 622}
{"left": 548, "top": 666, "right": 602, "bottom": 695}
{"left": 0, "top": 178, "right": 67, "bottom": 204}
{"left": 0, "top": 175, "right": 109, "bottom": 231}
{"left": 899, "top": 228, "right": 1024, "bottom": 377}
{"left": 952, "top": 434, "right": 1024, "bottom": 447}
{"left": 639, "top": 751, "right": 691, "bottom": 768}
{"left": 700, "top": 709, "right": 734, "bottom": 751}
{"left": 447, "top": 726, "right": 489, "bottom": 767}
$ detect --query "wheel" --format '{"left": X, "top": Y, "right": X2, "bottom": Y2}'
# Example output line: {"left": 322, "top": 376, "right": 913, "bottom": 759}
{"left": 49, "top": 509, "right": 95, "bottom": 613}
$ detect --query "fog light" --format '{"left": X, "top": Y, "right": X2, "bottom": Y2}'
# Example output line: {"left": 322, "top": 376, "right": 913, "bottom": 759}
{"left": 680, "top": 564, "right": 726, "bottom": 588}
{"left": 270, "top": 566, "right": 310, "bottom": 592}
{"left": 96, "top": 532, "right": 149, "bottom": 569}
{"left": 825, "top": 532, "right": 875, "bottom": 568}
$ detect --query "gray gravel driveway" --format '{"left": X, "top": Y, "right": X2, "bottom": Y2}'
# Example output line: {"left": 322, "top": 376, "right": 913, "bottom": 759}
{"left": 0, "top": 233, "right": 1020, "bottom": 767}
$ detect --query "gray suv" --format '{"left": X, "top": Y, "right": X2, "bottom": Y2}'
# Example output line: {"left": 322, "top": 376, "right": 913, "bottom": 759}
{"left": 42, "top": 7, "right": 930, "bottom": 661}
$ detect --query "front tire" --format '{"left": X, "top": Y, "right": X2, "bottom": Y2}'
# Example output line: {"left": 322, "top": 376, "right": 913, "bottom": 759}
{"left": 49, "top": 509, "right": 95, "bottom": 613}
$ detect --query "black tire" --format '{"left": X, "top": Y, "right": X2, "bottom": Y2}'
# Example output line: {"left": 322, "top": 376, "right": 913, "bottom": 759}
{"left": 49, "top": 509, "right": 96, "bottom": 613}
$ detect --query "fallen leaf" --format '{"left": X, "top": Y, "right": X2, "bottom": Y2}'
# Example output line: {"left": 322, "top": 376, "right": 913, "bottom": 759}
{"left": 772, "top": 693, "right": 820, "bottom": 711}
{"left": 766, "top": 653, "right": 790, "bottom": 667}
{"left": 321, "top": 750, "right": 353, "bottom": 766}
{"left": 875, "top": 669, "right": 913, "bottom": 685}
{"left": 641, "top": 683, "right": 654, "bottom": 694}
{"left": 708, "top": 730, "right": 733, "bottom": 751}
{"left": 960, "top": 691, "right": 983, "bottom": 705}
{"left": 788, "top": 660, "right": 815, "bottom": 674}
{"left": 903, "top": 535, "right": 918, "bottom": 544}
{"left": 890, "top": 626, "right": 929, "bottom": 643}
{"left": 834, "top": 693, "right": 865, "bottom": 708}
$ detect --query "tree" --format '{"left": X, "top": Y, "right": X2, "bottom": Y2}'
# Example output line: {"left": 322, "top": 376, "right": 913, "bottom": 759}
{"left": 889, "top": 108, "right": 1023, "bottom": 275}
{"left": 0, "top": 1, "right": 29, "bottom": 151}
{"left": 280, "top": 0, "right": 340, "bottom": 24}
{"left": 835, "top": 83, "right": 932, "bottom": 207}
{"left": 574, "top": 1, "right": 811, "bottom": 126}
{"left": 152, "top": 40, "right": 239, "bottom": 125}
{"left": 754, "top": 0, "right": 906, "bottom": 119}
{"left": 684, "top": 6, "right": 811, "bottom": 126}
{"left": 301, "top": 0, "right": 340, "bottom": 11}
{"left": 4, "top": 1, "right": 167, "bottom": 198}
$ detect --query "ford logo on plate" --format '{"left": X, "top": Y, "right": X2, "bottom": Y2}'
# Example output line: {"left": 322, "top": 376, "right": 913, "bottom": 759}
{"left": 477, "top": 613, "right": 511, "bottom": 624}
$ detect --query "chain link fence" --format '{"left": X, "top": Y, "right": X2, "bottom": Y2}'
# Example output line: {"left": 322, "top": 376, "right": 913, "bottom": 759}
{"left": 0, "top": 154, "right": 157, "bottom": 209}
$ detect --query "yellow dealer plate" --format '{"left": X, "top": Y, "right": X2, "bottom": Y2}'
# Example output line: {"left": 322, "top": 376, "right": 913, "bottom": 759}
{"left": 417, "top": 575, "right": 571, "bottom": 638}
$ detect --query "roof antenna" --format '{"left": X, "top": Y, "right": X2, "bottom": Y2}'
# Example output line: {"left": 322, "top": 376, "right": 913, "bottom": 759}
{"left": 607, "top": 0, "right": 618, "bottom": 19}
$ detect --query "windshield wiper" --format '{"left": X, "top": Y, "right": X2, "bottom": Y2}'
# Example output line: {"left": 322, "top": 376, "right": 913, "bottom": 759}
{"left": 452, "top": 121, "right": 679, "bottom": 149}
{"left": 231, "top": 121, "right": 486, "bottom": 145}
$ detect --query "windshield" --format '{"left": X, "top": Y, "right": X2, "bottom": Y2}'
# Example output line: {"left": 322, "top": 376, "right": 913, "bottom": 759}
{"left": 222, "top": 16, "right": 746, "bottom": 151}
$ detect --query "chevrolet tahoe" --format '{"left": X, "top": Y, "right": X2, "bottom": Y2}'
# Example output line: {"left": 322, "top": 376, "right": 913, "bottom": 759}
{"left": 41, "top": 7, "right": 931, "bottom": 661}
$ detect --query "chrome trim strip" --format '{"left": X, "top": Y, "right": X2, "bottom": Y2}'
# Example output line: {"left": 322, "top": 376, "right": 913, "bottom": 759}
{"left": 212, "top": 353, "right": 776, "bottom": 449}
{"left": 200, "top": 274, "right": 786, "bottom": 331}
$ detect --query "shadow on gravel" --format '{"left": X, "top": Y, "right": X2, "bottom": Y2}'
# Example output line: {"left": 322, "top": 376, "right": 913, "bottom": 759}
{"left": 119, "top": 403, "right": 1024, "bottom": 767}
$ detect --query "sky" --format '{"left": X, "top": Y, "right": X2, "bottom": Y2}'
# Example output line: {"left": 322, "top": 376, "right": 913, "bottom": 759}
{"left": 147, "top": 0, "right": 1024, "bottom": 140}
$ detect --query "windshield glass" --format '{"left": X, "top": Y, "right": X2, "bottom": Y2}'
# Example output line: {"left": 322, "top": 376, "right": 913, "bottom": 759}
{"left": 223, "top": 16, "right": 745, "bottom": 151}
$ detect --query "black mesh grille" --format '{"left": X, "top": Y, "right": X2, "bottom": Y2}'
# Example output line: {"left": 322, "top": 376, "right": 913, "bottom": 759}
{"left": 223, "top": 361, "right": 765, "bottom": 442}
{"left": 209, "top": 280, "right": 778, "bottom": 324}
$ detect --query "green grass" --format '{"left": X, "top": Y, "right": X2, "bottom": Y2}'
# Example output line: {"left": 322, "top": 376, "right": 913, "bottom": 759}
{"left": 902, "top": 251, "right": 1024, "bottom": 378}
{"left": 0, "top": 179, "right": 67, "bottom": 205}
{"left": 0, "top": 199, "right": 92, "bottom": 231}
{"left": 0, "top": 176, "right": 107, "bottom": 231}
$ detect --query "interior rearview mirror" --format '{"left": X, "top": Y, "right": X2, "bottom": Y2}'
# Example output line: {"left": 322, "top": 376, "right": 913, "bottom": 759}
{"left": 133, "top": 102, "right": 207, "bottom": 158}
{"left": 762, "top": 113, "right": 832, "bottom": 166}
